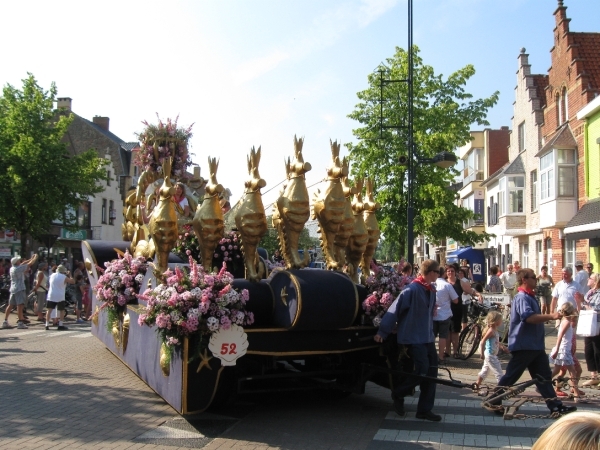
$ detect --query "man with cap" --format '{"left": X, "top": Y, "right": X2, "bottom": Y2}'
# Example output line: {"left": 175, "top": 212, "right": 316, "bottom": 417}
{"left": 45, "top": 264, "right": 75, "bottom": 330}
{"left": 2, "top": 254, "right": 38, "bottom": 329}
{"left": 574, "top": 260, "right": 589, "bottom": 293}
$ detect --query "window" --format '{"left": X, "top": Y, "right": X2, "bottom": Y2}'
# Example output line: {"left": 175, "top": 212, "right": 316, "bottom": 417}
{"left": 487, "top": 196, "right": 499, "bottom": 226}
{"left": 540, "top": 149, "right": 576, "bottom": 201}
{"left": 562, "top": 87, "right": 568, "bottom": 123}
{"left": 463, "top": 148, "right": 483, "bottom": 183}
{"left": 565, "top": 239, "right": 575, "bottom": 271}
{"left": 518, "top": 122, "right": 525, "bottom": 152}
{"left": 531, "top": 170, "right": 538, "bottom": 212}
{"left": 521, "top": 243, "right": 529, "bottom": 269}
{"left": 508, "top": 176, "right": 524, "bottom": 213}
{"left": 101, "top": 199, "right": 107, "bottom": 224}
{"left": 109, "top": 200, "right": 115, "bottom": 225}
{"left": 107, "top": 170, "right": 111, "bottom": 186}
{"left": 540, "top": 152, "right": 555, "bottom": 200}
{"left": 498, "top": 179, "right": 505, "bottom": 216}
{"left": 77, "top": 202, "right": 91, "bottom": 228}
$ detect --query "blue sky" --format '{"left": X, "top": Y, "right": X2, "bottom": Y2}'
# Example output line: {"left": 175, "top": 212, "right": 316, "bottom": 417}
{"left": 2, "top": 0, "right": 599, "bottom": 208}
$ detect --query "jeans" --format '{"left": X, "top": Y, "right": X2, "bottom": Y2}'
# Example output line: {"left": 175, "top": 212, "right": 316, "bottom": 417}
{"left": 490, "top": 349, "right": 561, "bottom": 411}
{"left": 393, "top": 342, "right": 438, "bottom": 413}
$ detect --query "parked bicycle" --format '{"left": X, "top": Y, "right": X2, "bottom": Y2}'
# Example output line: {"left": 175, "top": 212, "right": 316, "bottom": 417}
{"left": 456, "top": 300, "right": 508, "bottom": 360}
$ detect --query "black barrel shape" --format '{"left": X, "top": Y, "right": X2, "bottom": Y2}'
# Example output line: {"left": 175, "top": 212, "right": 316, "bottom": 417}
{"left": 269, "top": 269, "right": 359, "bottom": 330}
{"left": 231, "top": 279, "right": 275, "bottom": 328}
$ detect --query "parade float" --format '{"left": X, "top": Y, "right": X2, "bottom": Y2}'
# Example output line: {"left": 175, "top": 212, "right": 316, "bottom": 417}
{"left": 82, "top": 118, "right": 406, "bottom": 414}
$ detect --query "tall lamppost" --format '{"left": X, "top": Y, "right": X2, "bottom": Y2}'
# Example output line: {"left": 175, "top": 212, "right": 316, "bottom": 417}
{"left": 378, "top": 0, "right": 457, "bottom": 265}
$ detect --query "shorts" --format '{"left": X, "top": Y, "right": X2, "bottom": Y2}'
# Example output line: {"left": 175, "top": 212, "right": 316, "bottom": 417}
{"left": 75, "top": 296, "right": 83, "bottom": 310}
{"left": 9, "top": 290, "right": 26, "bottom": 306}
{"left": 433, "top": 318, "right": 451, "bottom": 339}
{"left": 540, "top": 296, "right": 551, "bottom": 306}
{"left": 46, "top": 300, "right": 66, "bottom": 311}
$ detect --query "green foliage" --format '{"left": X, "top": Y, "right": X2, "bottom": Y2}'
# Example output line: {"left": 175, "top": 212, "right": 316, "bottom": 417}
{"left": 346, "top": 46, "right": 497, "bottom": 260}
{"left": 0, "top": 74, "right": 108, "bottom": 255}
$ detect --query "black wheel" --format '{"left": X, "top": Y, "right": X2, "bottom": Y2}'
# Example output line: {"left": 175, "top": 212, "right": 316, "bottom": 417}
{"left": 457, "top": 324, "right": 481, "bottom": 360}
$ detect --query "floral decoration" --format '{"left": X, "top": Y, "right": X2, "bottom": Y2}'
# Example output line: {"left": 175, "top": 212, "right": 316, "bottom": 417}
{"left": 173, "top": 224, "right": 201, "bottom": 261}
{"left": 134, "top": 114, "right": 194, "bottom": 178}
{"left": 362, "top": 261, "right": 412, "bottom": 327}
{"left": 137, "top": 257, "right": 254, "bottom": 364}
{"left": 93, "top": 250, "right": 148, "bottom": 331}
{"left": 212, "top": 231, "right": 244, "bottom": 277}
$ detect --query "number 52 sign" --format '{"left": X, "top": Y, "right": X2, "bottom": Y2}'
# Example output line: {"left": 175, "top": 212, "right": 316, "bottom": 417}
{"left": 208, "top": 324, "right": 249, "bottom": 366}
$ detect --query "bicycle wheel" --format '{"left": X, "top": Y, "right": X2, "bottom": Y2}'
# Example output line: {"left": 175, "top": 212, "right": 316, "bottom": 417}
{"left": 457, "top": 324, "right": 482, "bottom": 360}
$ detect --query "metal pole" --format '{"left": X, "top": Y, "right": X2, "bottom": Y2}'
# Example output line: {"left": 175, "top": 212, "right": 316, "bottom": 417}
{"left": 406, "top": 0, "right": 414, "bottom": 265}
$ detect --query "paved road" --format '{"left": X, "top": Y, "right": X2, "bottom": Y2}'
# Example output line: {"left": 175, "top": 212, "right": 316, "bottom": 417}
{"left": 1, "top": 315, "right": 599, "bottom": 450}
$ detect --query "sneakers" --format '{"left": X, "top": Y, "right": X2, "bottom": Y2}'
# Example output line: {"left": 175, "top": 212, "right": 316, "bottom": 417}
{"left": 45, "top": 326, "right": 50, "bottom": 330}
{"left": 1, "top": 321, "right": 10, "bottom": 329}
{"left": 552, "top": 405, "right": 577, "bottom": 415}
{"left": 17, "top": 321, "right": 28, "bottom": 329}
{"left": 416, "top": 411, "right": 442, "bottom": 422}
{"left": 556, "top": 390, "right": 569, "bottom": 397}
{"left": 76, "top": 319, "right": 85, "bottom": 324}
{"left": 582, "top": 378, "right": 600, "bottom": 387}
{"left": 57, "top": 325, "right": 69, "bottom": 331}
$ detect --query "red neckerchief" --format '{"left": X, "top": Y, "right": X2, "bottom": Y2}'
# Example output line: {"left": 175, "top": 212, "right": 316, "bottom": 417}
{"left": 412, "top": 275, "right": 436, "bottom": 292}
{"left": 517, "top": 286, "right": 535, "bottom": 296}
{"left": 173, "top": 194, "right": 184, "bottom": 204}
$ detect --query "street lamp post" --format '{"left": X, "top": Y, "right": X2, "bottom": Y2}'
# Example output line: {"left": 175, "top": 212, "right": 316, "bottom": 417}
{"left": 382, "top": 0, "right": 457, "bottom": 266}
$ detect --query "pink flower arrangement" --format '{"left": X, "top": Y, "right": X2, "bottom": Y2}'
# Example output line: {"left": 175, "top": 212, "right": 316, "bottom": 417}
{"left": 134, "top": 114, "right": 193, "bottom": 178}
{"left": 138, "top": 256, "right": 253, "bottom": 357}
{"left": 92, "top": 250, "right": 148, "bottom": 330}
{"left": 362, "top": 262, "right": 412, "bottom": 327}
{"left": 212, "top": 231, "right": 244, "bottom": 276}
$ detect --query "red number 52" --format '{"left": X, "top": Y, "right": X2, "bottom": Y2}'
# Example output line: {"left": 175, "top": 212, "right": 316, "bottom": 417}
{"left": 220, "top": 343, "right": 237, "bottom": 355}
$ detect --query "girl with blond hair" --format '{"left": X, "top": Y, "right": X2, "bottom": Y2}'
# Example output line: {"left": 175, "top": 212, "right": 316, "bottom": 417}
{"left": 550, "top": 302, "right": 584, "bottom": 400}
{"left": 475, "top": 310, "right": 508, "bottom": 388}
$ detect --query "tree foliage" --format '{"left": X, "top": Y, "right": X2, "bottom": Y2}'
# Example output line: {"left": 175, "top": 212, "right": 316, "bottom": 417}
{"left": 0, "top": 74, "right": 108, "bottom": 255}
{"left": 258, "top": 216, "right": 320, "bottom": 260}
{"left": 346, "top": 46, "right": 498, "bottom": 260}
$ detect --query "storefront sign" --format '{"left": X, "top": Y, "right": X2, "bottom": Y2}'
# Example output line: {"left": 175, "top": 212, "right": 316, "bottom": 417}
{"left": 61, "top": 229, "right": 87, "bottom": 240}
{"left": 447, "top": 238, "right": 458, "bottom": 252}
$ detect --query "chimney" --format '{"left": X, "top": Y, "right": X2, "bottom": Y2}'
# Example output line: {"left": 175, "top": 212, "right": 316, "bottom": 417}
{"left": 93, "top": 116, "right": 110, "bottom": 131}
{"left": 57, "top": 97, "right": 72, "bottom": 112}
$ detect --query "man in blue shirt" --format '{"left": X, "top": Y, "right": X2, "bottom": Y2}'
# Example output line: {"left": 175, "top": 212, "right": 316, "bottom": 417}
{"left": 374, "top": 259, "right": 441, "bottom": 422}
{"left": 484, "top": 268, "right": 576, "bottom": 416}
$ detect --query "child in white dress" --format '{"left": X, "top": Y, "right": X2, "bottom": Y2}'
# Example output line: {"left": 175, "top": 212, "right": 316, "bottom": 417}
{"left": 550, "top": 302, "right": 583, "bottom": 400}
{"left": 475, "top": 311, "right": 508, "bottom": 388}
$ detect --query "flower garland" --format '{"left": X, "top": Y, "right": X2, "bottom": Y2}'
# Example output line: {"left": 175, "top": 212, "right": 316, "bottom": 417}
{"left": 93, "top": 251, "right": 148, "bottom": 331}
{"left": 134, "top": 114, "right": 193, "bottom": 178}
{"left": 362, "top": 262, "right": 412, "bottom": 327}
{"left": 137, "top": 257, "right": 253, "bottom": 364}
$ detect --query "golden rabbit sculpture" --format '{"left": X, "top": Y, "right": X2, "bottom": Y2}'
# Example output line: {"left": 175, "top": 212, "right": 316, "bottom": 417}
{"left": 345, "top": 177, "right": 368, "bottom": 284}
{"left": 360, "top": 178, "right": 381, "bottom": 282}
{"left": 274, "top": 135, "right": 312, "bottom": 269}
{"left": 312, "top": 140, "right": 347, "bottom": 270}
{"left": 234, "top": 147, "right": 268, "bottom": 282}
{"left": 148, "top": 157, "right": 178, "bottom": 279}
{"left": 333, "top": 157, "right": 357, "bottom": 268}
{"left": 193, "top": 157, "right": 225, "bottom": 272}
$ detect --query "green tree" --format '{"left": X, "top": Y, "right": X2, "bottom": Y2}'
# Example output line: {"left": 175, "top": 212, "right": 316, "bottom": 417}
{"left": 0, "top": 74, "right": 108, "bottom": 256}
{"left": 346, "top": 46, "right": 497, "bottom": 260}
{"left": 259, "top": 215, "right": 320, "bottom": 260}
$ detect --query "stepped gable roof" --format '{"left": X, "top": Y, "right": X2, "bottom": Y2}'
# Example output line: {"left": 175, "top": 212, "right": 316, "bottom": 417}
{"left": 533, "top": 74, "right": 548, "bottom": 108}
{"left": 535, "top": 124, "right": 577, "bottom": 157}
{"left": 573, "top": 31, "right": 600, "bottom": 94}
{"left": 480, "top": 152, "right": 525, "bottom": 187}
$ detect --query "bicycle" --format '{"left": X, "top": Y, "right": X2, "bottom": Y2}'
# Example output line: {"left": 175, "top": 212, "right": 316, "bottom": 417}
{"left": 456, "top": 301, "right": 505, "bottom": 360}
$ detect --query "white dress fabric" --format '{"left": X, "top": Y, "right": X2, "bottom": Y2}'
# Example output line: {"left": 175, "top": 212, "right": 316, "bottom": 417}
{"left": 549, "top": 322, "right": 574, "bottom": 366}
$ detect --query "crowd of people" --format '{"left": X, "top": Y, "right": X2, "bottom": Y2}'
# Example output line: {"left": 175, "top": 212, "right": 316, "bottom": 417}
{"left": 374, "top": 258, "right": 600, "bottom": 423}
{"left": 2, "top": 255, "right": 91, "bottom": 330}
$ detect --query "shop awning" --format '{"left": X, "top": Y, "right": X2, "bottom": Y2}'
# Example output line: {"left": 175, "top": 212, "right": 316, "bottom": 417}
{"left": 446, "top": 246, "right": 475, "bottom": 263}
{"left": 564, "top": 198, "right": 600, "bottom": 241}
